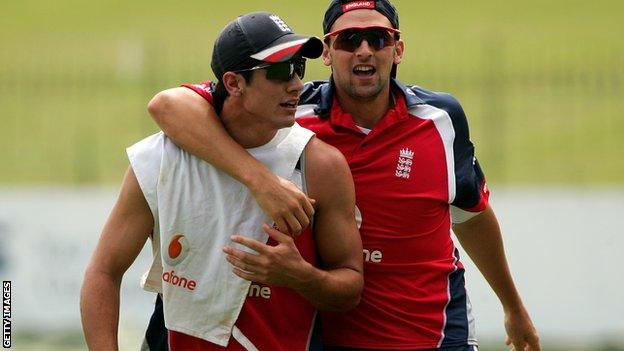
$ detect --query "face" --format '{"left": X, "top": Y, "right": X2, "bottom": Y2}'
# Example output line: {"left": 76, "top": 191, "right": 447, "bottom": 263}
{"left": 323, "top": 10, "right": 404, "bottom": 101}
{"left": 238, "top": 62, "right": 305, "bottom": 130}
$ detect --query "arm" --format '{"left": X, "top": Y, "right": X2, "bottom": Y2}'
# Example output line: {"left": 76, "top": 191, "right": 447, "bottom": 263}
{"left": 297, "top": 137, "right": 363, "bottom": 310}
{"left": 80, "top": 167, "right": 154, "bottom": 351}
{"left": 223, "top": 138, "right": 363, "bottom": 311}
{"left": 148, "top": 87, "right": 314, "bottom": 235}
{"left": 453, "top": 205, "right": 541, "bottom": 351}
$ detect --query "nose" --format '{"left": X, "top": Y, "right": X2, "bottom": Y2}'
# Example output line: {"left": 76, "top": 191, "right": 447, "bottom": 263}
{"left": 286, "top": 73, "right": 304, "bottom": 94}
{"left": 354, "top": 39, "right": 374, "bottom": 58}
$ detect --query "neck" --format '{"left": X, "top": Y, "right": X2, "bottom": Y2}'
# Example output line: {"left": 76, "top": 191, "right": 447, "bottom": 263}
{"left": 220, "top": 99, "right": 277, "bottom": 149}
{"left": 335, "top": 83, "right": 392, "bottom": 130}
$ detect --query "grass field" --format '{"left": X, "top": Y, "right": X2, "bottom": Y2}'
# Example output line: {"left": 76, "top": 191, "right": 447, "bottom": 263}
{"left": 2, "top": 0, "right": 623, "bottom": 185}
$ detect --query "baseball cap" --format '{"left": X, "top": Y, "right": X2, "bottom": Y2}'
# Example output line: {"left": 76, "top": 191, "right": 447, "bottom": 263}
{"left": 323, "top": 0, "right": 400, "bottom": 34}
{"left": 211, "top": 12, "right": 324, "bottom": 81}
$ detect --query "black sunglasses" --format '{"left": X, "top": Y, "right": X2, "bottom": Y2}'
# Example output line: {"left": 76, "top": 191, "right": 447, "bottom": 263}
{"left": 235, "top": 59, "right": 306, "bottom": 82}
{"left": 325, "top": 27, "right": 400, "bottom": 52}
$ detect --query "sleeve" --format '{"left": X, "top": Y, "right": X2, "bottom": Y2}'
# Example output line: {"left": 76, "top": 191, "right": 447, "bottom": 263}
{"left": 441, "top": 93, "right": 490, "bottom": 223}
{"left": 126, "top": 132, "right": 165, "bottom": 218}
{"left": 180, "top": 81, "right": 214, "bottom": 105}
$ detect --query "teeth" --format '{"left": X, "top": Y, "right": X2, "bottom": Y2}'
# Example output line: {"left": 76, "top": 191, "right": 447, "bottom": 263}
{"left": 354, "top": 66, "right": 374, "bottom": 72}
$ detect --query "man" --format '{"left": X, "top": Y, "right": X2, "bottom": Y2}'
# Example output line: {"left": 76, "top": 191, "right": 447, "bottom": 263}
{"left": 147, "top": 1, "right": 541, "bottom": 350}
{"left": 81, "top": 11, "right": 363, "bottom": 351}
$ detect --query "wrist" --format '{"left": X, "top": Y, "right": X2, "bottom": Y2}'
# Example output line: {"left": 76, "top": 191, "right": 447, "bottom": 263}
{"left": 293, "top": 262, "right": 323, "bottom": 293}
{"left": 241, "top": 163, "right": 274, "bottom": 190}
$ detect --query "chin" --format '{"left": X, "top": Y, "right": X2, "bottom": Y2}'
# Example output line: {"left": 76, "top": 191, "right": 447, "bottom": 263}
{"left": 277, "top": 117, "right": 296, "bottom": 129}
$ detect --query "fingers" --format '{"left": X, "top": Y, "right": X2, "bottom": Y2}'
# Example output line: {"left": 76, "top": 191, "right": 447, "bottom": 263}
{"left": 273, "top": 218, "right": 289, "bottom": 235}
{"left": 303, "top": 197, "right": 315, "bottom": 219}
{"left": 230, "top": 235, "right": 269, "bottom": 254}
{"left": 231, "top": 266, "right": 255, "bottom": 281}
{"left": 284, "top": 214, "right": 303, "bottom": 236}
{"left": 512, "top": 341, "right": 525, "bottom": 351}
{"left": 527, "top": 334, "right": 541, "bottom": 351}
{"left": 263, "top": 223, "right": 292, "bottom": 243}
{"left": 292, "top": 210, "right": 310, "bottom": 236}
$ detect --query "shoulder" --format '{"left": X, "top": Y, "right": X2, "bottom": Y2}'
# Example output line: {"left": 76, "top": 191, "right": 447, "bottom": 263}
{"left": 300, "top": 80, "right": 328, "bottom": 104}
{"left": 303, "top": 137, "right": 355, "bottom": 209}
{"left": 407, "top": 85, "right": 466, "bottom": 119}
{"left": 402, "top": 84, "right": 471, "bottom": 136}
{"left": 304, "top": 137, "right": 348, "bottom": 172}
{"left": 304, "top": 138, "right": 352, "bottom": 192}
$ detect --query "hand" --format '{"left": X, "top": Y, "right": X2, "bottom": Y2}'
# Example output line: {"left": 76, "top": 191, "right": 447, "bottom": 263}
{"left": 504, "top": 308, "right": 541, "bottom": 351}
{"left": 248, "top": 173, "right": 315, "bottom": 236}
{"left": 223, "top": 224, "right": 314, "bottom": 289}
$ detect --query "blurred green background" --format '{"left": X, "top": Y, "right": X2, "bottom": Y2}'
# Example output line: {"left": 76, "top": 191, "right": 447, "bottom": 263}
{"left": 2, "top": 1, "right": 624, "bottom": 350}
{"left": 2, "top": 0, "right": 623, "bottom": 185}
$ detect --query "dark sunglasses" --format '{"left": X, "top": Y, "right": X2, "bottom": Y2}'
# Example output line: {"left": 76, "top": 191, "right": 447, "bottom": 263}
{"left": 324, "top": 26, "right": 400, "bottom": 52}
{"left": 235, "top": 59, "right": 306, "bottom": 82}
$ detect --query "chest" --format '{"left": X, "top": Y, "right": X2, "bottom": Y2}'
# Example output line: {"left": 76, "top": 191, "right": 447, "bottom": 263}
{"left": 318, "top": 118, "right": 451, "bottom": 204}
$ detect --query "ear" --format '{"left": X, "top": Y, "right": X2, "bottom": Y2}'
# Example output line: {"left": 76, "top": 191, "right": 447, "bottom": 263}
{"left": 322, "top": 42, "right": 332, "bottom": 67}
{"left": 393, "top": 39, "right": 405, "bottom": 65}
{"left": 222, "top": 72, "right": 245, "bottom": 96}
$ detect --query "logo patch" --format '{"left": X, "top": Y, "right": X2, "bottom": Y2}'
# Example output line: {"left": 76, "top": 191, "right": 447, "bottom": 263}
{"left": 395, "top": 148, "right": 414, "bottom": 179}
{"left": 342, "top": 1, "right": 375, "bottom": 12}
{"left": 164, "top": 233, "right": 190, "bottom": 266}
{"left": 269, "top": 15, "right": 291, "bottom": 32}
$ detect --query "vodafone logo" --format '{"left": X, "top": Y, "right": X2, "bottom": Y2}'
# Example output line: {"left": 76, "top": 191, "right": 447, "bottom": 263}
{"left": 163, "top": 270, "right": 197, "bottom": 291}
{"left": 164, "top": 233, "right": 190, "bottom": 266}
{"left": 342, "top": 1, "right": 375, "bottom": 12}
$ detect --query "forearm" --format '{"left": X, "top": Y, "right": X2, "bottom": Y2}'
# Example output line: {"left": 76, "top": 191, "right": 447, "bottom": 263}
{"left": 148, "top": 88, "right": 271, "bottom": 189}
{"left": 453, "top": 206, "right": 525, "bottom": 312}
{"left": 80, "top": 270, "right": 122, "bottom": 351}
{"left": 294, "top": 265, "right": 363, "bottom": 311}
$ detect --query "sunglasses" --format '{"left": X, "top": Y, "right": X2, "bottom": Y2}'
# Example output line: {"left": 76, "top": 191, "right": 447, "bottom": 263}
{"left": 235, "top": 59, "right": 306, "bottom": 82}
{"left": 324, "top": 26, "right": 400, "bottom": 52}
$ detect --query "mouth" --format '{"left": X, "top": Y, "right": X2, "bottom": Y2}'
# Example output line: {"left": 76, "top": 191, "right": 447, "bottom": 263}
{"left": 279, "top": 99, "right": 299, "bottom": 109}
{"left": 353, "top": 65, "right": 376, "bottom": 77}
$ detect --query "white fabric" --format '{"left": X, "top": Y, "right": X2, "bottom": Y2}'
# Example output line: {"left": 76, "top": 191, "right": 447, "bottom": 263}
{"left": 450, "top": 205, "right": 481, "bottom": 224}
{"left": 127, "top": 123, "right": 314, "bottom": 346}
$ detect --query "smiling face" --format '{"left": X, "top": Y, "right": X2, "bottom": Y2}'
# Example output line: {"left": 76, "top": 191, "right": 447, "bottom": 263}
{"left": 323, "top": 10, "right": 404, "bottom": 101}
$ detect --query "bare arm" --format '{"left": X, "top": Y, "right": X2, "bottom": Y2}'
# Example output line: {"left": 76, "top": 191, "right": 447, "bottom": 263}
{"left": 453, "top": 205, "right": 541, "bottom": 351}
{"left": 80, "top": 167, "right": 154, "bottom": 351}
{"left": 223, "top": 138, "right": 363, "bottom": 311}
{"left": 297, "top": 137, "right": 363, "bottom": 310}
{"left": 148, "top": 88, "right": 314, "bottom": 235}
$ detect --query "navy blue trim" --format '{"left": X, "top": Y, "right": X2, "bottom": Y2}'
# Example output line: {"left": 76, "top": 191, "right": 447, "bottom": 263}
{"left": 299, "top": 78, "right": 426, "bottom": 118}
{"left": 308, "top": 311, "right": 323, "bottom": 351}
{"left": 440, "top": 249, "right": 470, "bottom": 348}
{"left": 410, "top": 87, "right": 485, "bottom": 208}
{"left": 144, "top": 294, "right": 169, "bottom": 351}
{"left": 298, "top": 78, "right": 486, "bottom": 209}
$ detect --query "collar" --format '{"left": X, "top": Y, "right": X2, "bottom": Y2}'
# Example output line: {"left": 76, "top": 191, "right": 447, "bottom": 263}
{"left": 329, "top": 84, "right": 411, "bottom": 135}
{"left": 314, "top": 78, "right": 426, "bottom": 117}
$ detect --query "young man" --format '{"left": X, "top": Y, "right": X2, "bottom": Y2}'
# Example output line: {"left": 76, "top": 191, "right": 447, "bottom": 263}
{"left": 80, "top": 12, "right": 363, "bottom": 351}
{"left": 147, "top": 1, "right": 541, "bottom": 350}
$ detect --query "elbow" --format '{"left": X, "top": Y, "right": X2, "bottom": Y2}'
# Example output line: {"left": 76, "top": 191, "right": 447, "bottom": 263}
{"left": 323, "top": 290, "right": 361, "bottom": 312}
{"left": 339, "top": 291, "right": 362, "bottom": 311}
{"left": 320, "top": 276, "right": 363, "bottom": 312}
{"left": 147, "top": 90, "right": 177, "bottom": 127}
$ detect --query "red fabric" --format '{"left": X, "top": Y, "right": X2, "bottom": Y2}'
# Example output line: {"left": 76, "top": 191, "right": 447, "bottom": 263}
{"left": 184, "top": 82, "right": 489, "bottom": 349}
{"left": 297, "top": 93, "right": 482, "bottom": 349}
{"left": 169, "top": 227, "right": 317, "bottom": 351}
